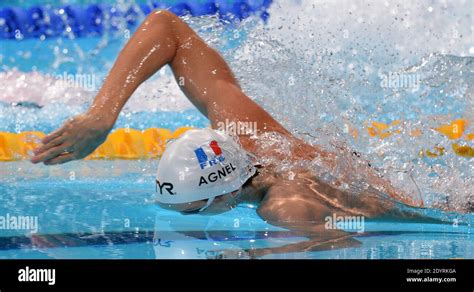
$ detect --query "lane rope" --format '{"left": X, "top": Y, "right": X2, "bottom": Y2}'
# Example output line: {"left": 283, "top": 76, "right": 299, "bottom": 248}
{"left": 1, "top": 119, "right": 472, "bottom": 161}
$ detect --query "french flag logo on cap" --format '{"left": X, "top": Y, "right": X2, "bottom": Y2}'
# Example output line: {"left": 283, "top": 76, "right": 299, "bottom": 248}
{"left": 194, "top": 141, "right": 225, "bottom": 170}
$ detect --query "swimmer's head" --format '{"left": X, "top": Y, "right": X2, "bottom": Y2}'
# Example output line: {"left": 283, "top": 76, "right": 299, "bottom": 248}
{"left": 155, "top": 128, "right": 257, "bottom": 214}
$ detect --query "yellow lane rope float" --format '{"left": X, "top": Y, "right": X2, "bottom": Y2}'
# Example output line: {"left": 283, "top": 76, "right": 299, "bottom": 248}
{"left": 366, "top": 120, "right": 402, "bottom": 139}
{"left": 0, "top": 127, "right": 193, "bottom": 162}
{"left": 0, "top": 119, "right": 472, "bottom": 161}
{"left": 363, "top": 118, "right": 473, "bottom": 158}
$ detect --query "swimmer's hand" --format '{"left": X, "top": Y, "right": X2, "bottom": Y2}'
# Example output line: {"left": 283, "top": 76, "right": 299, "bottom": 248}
{"left": 31, "top": 113, "right": 113, "bottom": 165}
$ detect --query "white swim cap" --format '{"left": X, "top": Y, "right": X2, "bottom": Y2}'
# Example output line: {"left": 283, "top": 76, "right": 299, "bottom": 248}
{"left": 156, "top": 128, "right": 257, "bottom": 207}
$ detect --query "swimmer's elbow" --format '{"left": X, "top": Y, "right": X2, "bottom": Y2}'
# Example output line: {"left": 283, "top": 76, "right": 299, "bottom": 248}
{"left": 141, "top": 9, "right": 176, "bottom": 33}
{"left": 147, "top": 9, "right": 179, "bottom": 24}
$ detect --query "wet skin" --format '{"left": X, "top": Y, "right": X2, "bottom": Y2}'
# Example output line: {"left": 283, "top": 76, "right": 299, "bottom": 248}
{"left": 31, "top": 10, "right": 439, "bottom": 255}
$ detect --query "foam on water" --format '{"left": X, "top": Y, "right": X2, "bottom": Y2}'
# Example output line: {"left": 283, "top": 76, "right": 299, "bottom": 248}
{"left": 220, "top": 0, "right": 473, "bottom": 212}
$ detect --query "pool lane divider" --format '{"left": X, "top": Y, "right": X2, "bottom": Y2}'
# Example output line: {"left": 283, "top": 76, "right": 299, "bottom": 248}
{"left": 364, "top": 119, "right": 473, "bottom": 158}
{"left": 0, "top": 0, "right": 272, "bottom": 39}
{"left": 0, "top": 126, "right": 194, "bottom": 161}
{"left": 0, "top": 119, "right": 472, "bottom": 161}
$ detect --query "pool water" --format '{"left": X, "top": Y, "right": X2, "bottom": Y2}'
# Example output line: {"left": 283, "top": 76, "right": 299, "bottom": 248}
{"left": 1, "top": 161, "right": 472, "bottom": 259}
{"left": 1, "top": 0, "right": 473, "bottom": 259}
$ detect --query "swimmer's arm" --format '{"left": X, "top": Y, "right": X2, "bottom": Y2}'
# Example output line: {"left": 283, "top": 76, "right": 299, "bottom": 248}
{"left": 93, "top": 9, "right": 288, "bottom": 133}
{"left": 255, "top": 180, "right": 340, "bottom": 227}
{"left": 219, "top": 181, "right": 362, "bottom": 258}
{"left": 32, "top": 10, "right": 213, "bottom": 164}
{"left": 218, "top": 180, "right": 363, "bottom": 258}
{"left": 32, "top": 10, "right": 287, "bottom": 164}
{"left": 83, "top": 10, "right": 240, "bottom": 120}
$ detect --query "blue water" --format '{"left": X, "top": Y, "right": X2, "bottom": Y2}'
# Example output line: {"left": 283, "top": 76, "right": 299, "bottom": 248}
{"left": 0, "top": 161, "right": 472, "bottom": 259}
{"left": 0, "top": 0, "right": 473, "bottom": 259}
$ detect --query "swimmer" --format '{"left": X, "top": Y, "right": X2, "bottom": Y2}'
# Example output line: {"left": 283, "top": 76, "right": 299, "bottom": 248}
{"left": 31, "top": 10, "right": 444, "bottom": 241}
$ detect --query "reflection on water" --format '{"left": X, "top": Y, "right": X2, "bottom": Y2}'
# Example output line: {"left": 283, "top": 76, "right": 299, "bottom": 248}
{"left": 0, "top": 215, "right": 472, "bottom": 259}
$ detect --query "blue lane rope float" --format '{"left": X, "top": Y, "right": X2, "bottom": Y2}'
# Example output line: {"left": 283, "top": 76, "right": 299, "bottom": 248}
{"left": 0, "top": 0, "right": 273, "bottom": 39}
